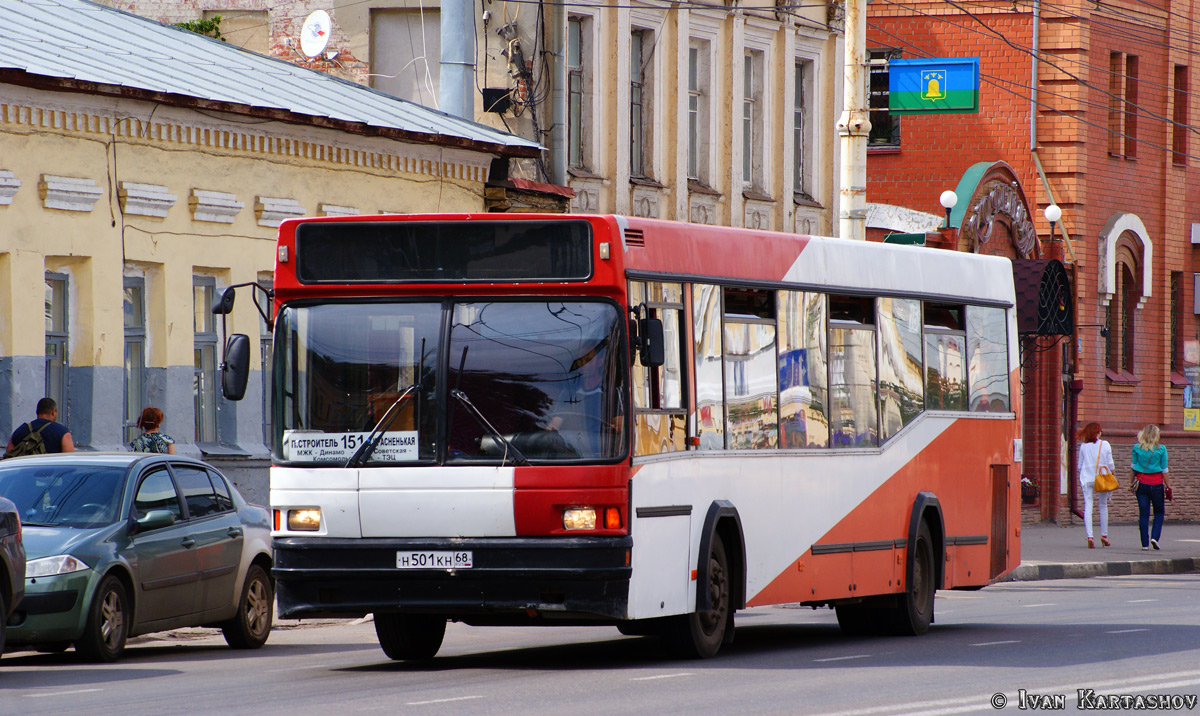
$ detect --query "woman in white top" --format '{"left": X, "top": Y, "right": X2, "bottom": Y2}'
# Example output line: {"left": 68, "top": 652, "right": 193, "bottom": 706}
{"left": 1075, "top": 421, "right": 1114, "bottom": 548}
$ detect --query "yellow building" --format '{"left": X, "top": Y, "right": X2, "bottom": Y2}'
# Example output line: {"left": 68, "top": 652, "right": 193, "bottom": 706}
{"left": 0, "top": 0, "right": 537, "bottom": 486}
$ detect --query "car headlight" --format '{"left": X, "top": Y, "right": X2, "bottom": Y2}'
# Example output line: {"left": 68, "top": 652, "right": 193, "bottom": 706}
{"left": 26, "top": 554, "right": 89, "bottom": 578}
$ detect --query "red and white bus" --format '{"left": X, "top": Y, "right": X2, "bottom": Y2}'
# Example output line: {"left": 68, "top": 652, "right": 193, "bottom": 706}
{"left": 220, "top": 214, "right": 1021, "bottom": 660}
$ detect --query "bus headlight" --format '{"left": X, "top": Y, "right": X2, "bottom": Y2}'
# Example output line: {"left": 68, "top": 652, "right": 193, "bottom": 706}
{"left": 287, "top": 508, "right": 322, "bottom": 531}
{"left": 562, "top": 508, "right": 596, "bottom": 531}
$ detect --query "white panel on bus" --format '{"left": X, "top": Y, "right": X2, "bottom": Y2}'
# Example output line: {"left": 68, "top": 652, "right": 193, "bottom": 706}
{"left": 358, "top": 466, "right": 516, "bottom": 538}
{"left": 627, "top": 513, "right": 692, "bottom": 619}
{"left": 271, "top": 467, "right": 363, "bottom": 538}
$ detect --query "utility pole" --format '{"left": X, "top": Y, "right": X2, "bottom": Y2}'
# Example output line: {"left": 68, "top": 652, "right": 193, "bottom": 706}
{"left": 837, "top": 0, "right": 869, "bottom": 241}
{"left": 549, "top": 4, "right": 568, "bottom": 186}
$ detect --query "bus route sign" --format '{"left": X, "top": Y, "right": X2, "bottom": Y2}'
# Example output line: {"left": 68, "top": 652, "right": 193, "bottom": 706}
{"left": 281, "top": 430, "right": 419, "bottom": 462}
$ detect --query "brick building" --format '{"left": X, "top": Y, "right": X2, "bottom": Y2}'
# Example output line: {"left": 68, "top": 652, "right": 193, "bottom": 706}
{"left": 866, "top": 0, "right": 1200, "bottom": 525}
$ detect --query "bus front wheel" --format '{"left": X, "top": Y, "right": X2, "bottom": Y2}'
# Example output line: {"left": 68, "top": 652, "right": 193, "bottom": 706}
{"left": 374, "top": 613, "right": 446, "bottom": 661}
{"left": 887, "top": 519, "right": 935, "bottom": 635}
{"left": 667, "top": 537, "right": 730, "bottom": 658}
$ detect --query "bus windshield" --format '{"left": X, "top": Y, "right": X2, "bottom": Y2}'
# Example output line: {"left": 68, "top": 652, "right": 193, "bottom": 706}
{"left": 274, "top": 299, "right": 627, "bottom": 465}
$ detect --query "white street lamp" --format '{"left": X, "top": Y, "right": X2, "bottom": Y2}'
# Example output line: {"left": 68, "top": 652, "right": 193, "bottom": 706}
{"left": 939, "top": 190, "right": 958, "bottom": 228}
{"left": 1044, "top": 204, "right": 1062, "bottom": 241}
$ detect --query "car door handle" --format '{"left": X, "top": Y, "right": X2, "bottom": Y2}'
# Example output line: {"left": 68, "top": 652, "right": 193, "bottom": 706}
{"left": 227, "top": 527, "right": 243, "bottom": 538}
{"left": 181, "top": 537, "right": 196, "bottom": 548}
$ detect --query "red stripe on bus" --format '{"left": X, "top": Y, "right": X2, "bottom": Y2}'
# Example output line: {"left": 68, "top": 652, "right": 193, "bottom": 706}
{"left": 749, "top": 418, "right": 1019, "bottom": 606}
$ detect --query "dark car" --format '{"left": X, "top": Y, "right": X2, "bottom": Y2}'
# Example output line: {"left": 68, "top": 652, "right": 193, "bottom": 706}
{"left": 0, "top": 494, "right": 25, "bottom": 657}
{"left": 0, "top": 453, "right": 272, "bottom": 662}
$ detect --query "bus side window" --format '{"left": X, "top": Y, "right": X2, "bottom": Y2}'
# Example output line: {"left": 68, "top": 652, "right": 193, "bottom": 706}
{"left": 828, "top": 295, "right": 879, "bottom": 448}
{"left": 924, "top": 303, "right": 968, "bottom": 410}
{"left": 778, "top": 291, "right": 829, "bottom": 448}
{"left": 723, "top": 287, "right": 778, "bottom": 449}
{"left": 967, "top": 306, "right": 1011, "bottom": 412}
{"left": 630, "top": 281, "right": 687, "bottom": 455}
{"left": 878, "top": 296, "right": 924, "bottom": 440}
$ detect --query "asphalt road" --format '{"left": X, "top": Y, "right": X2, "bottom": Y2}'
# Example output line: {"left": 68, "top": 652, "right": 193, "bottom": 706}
{"left": 3, "top": 575, "right": 1200, "bottom": 715}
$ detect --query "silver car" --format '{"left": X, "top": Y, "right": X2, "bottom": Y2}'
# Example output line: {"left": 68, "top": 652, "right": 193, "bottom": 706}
{"left": 0, "top": 453, "right": 272, "bottom": 662}
{"left": 0, "top": 494, "right": 25, "bottom": 657}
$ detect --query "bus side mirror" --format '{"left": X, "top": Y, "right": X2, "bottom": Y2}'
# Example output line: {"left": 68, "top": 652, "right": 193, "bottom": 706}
{"left": 221, "top": 334, "right": 251, "bottom": 401}
{"left": 638, "top": 317, "right": 665, "bottom": 368}
{"left": 212, "top": 287, "right": 236, "bottom": 315}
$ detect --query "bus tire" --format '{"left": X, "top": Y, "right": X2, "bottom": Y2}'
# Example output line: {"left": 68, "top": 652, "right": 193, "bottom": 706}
{"left": 887, "top": 519, "right": 935, "bottom": 636}
{"left": 667, "top": 537, "right": 729, "bottom": 658}
{"left": 374, "top": 613, "right": 446, "bottom": 661}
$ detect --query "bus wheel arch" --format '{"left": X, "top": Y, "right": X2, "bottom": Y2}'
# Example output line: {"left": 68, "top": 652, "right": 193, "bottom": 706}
{"left": 667, "top": 501, "right": 745, "bottom": 658}
{"left": 893, "top": 492, "right": 944, "bottom": 635}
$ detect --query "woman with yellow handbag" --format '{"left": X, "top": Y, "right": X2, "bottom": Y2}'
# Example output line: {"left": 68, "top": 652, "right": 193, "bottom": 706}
{"left": 1076, "top": 422, "right": 1116, "bottom": 548}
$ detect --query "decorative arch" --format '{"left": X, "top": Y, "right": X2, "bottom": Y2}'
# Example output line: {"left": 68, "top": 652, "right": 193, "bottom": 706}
{"left": 1098, "top": 212, "right": 1152, "bottom": 308}
{"left": 951, "top": 161, "right": 1040, "bottom": 259}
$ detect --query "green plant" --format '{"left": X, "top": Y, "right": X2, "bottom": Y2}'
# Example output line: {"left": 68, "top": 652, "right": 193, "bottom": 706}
{"left": 174, "top": 15, "right": 225, "bottom": 41}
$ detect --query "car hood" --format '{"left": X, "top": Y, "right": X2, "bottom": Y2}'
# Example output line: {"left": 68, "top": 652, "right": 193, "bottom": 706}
{"left": 21, "top": 523, "right": 121, "bottom": 561}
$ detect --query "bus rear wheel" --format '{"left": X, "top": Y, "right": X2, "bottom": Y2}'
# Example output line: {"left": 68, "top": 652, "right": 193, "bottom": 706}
{"left": 886, "top": 519, "right": 935, "bottom": 636}
{"left": 374, "top": 613, "right": 446, "bottom": 661}
{"left": 667, "top": 537, "right": 729, "bottom": 658}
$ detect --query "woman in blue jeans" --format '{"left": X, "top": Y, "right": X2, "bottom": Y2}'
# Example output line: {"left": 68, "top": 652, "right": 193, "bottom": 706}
{"left": 1130, "top": 424, "right": 1172, "bottom": 550}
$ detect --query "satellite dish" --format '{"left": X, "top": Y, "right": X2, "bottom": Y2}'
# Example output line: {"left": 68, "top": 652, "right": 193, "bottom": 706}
{"left": 299, "top": 10, "right": 332, "bottom": 59}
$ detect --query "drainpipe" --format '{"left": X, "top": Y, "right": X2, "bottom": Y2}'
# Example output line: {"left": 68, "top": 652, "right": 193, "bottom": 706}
{"left": 1030, "top": 0, "right": 1039, "bottom": 151}
{"left": 549, "top": 3, "right": 568, "bottom": 186}
{"left": 439, "top": 0, "right": 475, "bottom": 119}
{"left": 1068, "top": 378, "right": 1084, "bottom": 519}
{"left": 838, "top": 0, "right": 869, "bottom": 241}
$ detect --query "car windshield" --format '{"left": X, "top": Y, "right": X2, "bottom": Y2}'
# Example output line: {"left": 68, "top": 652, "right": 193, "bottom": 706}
{"left": 0, "top": 465, "right": 125, "bottom": 527}
{"left": 274, "top": 299, "right": 627, "bottom": 464}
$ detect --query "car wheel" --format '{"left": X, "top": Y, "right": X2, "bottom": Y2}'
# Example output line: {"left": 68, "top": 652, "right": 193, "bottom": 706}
{"left": 222, "top": 564, "right": 273, "bottom": 649}
{"left": 0, "top": 590, "right": 6, "bottom": 658}
{"left": 76, "top": 575, "right": 129, "bottom": 663}
{"left": 374, "top": 613, "right": 446, "bottom": 661}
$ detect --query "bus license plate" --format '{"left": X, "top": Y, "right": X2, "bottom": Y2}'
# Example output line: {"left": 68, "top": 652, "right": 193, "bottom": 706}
{"left": 396, "top": 551, "right": 473, "bottom": 569}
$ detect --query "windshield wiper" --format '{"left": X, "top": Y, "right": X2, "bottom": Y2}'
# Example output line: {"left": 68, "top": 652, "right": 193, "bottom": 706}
{"left": 345, "top": 384, "right": 418, "bottom": 468}
{"left": 450, "top": 389, "right": 529, "bottom": 466}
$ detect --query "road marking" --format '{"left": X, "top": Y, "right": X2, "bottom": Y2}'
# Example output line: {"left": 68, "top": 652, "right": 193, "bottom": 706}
{"left": 265, "top": 663, "right": 331, "bottom": 673}
{"left": 970, "top": 640, "right": 1019, "bottom": 646}
{"left": 630, "top": 673, "right": 693, "bottom": 681}
{"left": 1106, "top": 628, "right": 1149, "bottom": 633}
{"left": 814, "top": 654, "right": 872, "bottom": 662}
{"left": 406, "top": 696, "right": 485, "bottom": 706}
{"left": 1021, "top": 603, "right": 1055, "bottom": 607}
{"left": 1126, "top": 598, "right": 1157, "bottom": 603}
{"left": 24, "top": 686, "right": 103, "bottom": 700}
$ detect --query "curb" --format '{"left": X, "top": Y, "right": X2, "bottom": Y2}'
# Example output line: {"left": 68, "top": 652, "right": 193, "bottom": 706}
{"left": 999, "top": 557, "right": 1200, "bottom": 582}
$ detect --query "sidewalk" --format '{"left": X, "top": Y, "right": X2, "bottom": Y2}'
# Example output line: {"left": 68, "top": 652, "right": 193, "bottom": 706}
{"left": 1002, "top": 520, "right": 1200, "bottom": 582}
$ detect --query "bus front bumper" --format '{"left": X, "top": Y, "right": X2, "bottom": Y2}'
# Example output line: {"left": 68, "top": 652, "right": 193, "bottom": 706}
{"left": 272, "top": 536, "right": 632, "bottom": 621}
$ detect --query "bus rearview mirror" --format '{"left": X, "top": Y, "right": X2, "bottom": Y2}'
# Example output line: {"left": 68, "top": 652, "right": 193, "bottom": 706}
{"left": 221, "top": 333, "right": 251, "bottom": 401}
{"left": 638, "top": 317, "right": 665, "bottom": 368}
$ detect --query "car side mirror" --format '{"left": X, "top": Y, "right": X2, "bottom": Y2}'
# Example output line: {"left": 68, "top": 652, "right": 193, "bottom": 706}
{"left": 221, "top": 333, "right": 251, "bottom": 401}
{"left": 638, "top": 316, "right": 665, "bottom": 368}
{"left": 134, "top": 509, "right": 176, "bottom": 533}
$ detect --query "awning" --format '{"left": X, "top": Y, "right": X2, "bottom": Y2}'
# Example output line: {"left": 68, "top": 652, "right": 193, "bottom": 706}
{"left": 1012, "top": 259, "right": 1073, "bottom": 335}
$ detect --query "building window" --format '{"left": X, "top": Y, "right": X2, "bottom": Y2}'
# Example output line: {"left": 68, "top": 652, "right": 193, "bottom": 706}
{"left": 688, "top": 45, "right": 702, "bottom": 181}
{"left": 869, "top": 49, "right": 901, "bottom": 147}
{"left": 1105, "top": 259, "right": 1138, "bottom": 378}
{"left": 742, "top": 54, "right": 755, "bottom": 185}
{"left": 193, "top": 276, "right": 218, "bottom": 443}
{"left": 1109, "top": 52, "right": 1139, "bottom": 158}
{"left": 1171, "top": 271, "right": 1183, "bottom": 375}
{"left": 630, "top": 28, "right": 653, "bottom": 178}
{"left": 794, "top": 59, "right": 810, "bottom": 197}
{"left": 369, "top": 8, "right": 441, "bottom": 108}
{"left": 1174, "top": 65, "right": 1188, "bottom": 166}
{"left": 45, "top": 273, "right": 68, "bottom": 423}
{"left": 568, "top": 16, "right": 585, "bottom": 169}
{"left": 123, "top": 277, "right": 146, "bottom": 444}
{"left": 260, "top": 277, "right": 274, "bottom": 447}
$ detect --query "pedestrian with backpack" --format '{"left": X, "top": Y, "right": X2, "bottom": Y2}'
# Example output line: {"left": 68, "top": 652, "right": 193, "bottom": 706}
{"left": 4, "top": 397, "right": 75, "bottom": 458}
